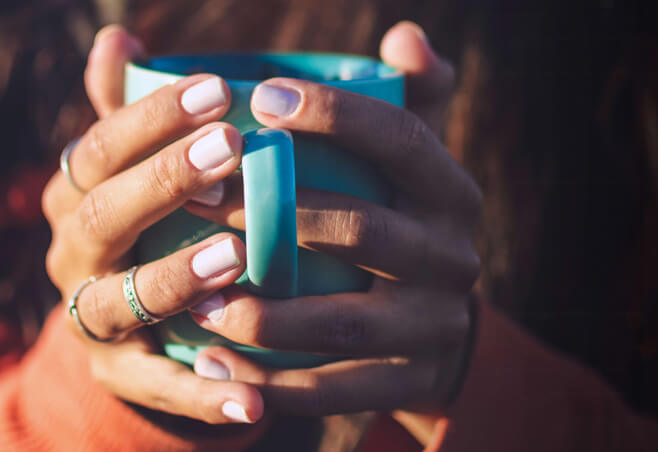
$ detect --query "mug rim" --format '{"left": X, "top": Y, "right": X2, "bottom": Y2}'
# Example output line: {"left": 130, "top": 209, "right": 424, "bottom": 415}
{"left": 127, "top": 51, "right": 403, "bottom": 86}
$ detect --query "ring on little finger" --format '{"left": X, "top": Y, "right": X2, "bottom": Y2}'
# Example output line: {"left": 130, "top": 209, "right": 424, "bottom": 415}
{"left": 68, "top": 275, "right": 119, "bottom": 342}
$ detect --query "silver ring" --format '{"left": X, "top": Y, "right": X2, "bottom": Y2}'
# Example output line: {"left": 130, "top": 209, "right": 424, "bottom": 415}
{"left": 123, "top": 266, "right": 163, "bottom": 324}
{"left": 59, "top": 137, "right": 86, "bottom": 193}
{"left": 68, "top": 276, "right": 117, "bottom": 343}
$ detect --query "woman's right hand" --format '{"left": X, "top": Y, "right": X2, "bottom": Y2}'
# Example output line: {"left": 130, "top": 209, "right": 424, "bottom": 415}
{"left": 42, "top": 26, "right": 265, "bottom": 426}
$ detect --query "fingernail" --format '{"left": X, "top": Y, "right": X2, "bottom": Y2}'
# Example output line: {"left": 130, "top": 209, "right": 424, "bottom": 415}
{"left": 222, "top": 401, "right": 253, "bottom": 423}
{"left": 181, "top": 77, "right": 227, "bottom": 115}
{"left": 190, "top": 292, "right": 225, "bottom": 323}
{"left": 252, "top": 84, "right": 300, "bottom": 117}
{"left": 192, "top": 181, "right": 224, "bottom": 206}
{"left": 192, "top": 239, "right": 240, "bottom": 278}
{"left": 189, "top": 128, "right": 234, "bottom": 170}
{"left": 194, "top": 354, "right": 230, "bottom": 380}
{"left": 94, "top": 25, "right": 123, "bottom": 45}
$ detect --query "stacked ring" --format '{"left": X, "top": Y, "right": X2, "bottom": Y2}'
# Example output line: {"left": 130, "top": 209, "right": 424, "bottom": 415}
{"left": 123, "top": 266, "right": 164, "bottom": 324}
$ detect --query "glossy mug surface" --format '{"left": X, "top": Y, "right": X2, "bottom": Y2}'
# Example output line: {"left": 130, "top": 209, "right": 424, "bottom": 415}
{"left": 125, "top": 53, "right": 404, "bottom": 368}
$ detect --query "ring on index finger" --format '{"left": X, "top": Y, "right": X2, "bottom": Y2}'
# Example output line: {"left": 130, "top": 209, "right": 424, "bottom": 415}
{"left": 59, "top": 137, "right": 86, "bottom": 193}
{"left": 123, "top": 266, "right": 164, "bottom": 324}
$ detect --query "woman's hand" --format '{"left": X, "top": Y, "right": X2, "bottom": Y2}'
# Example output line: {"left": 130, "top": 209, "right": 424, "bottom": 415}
{"left": 185, "top": 21, "right": 481, "bottom": 423}
{"left": 42, "top": 26, "right": 267, "bottom": 426}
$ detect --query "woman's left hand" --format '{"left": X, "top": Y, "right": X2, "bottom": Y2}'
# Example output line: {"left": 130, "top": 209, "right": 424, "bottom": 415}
{"left": 186, "top": 21, "right": 481, "bottom": 420}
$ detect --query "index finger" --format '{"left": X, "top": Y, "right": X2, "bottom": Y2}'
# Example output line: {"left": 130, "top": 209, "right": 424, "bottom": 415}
{"left": 250, "top": 79, "right": 478, "bottom": 208}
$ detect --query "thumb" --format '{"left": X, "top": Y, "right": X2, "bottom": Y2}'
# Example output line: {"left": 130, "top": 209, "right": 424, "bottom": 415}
{"left": 380, "top": 21, "right": 454, "bottom": 107}
{"left": 84, "top": 25, "right": 145, "bottom": 118}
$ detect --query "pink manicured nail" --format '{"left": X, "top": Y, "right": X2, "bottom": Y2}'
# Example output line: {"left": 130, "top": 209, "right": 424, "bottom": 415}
{"left": 222, "top": 401, "right": 253, "bottom": 423}
{"left": 191, "top": 181, "right": 225, "bottom": 206}
{"left": 191, "top": 239, "right": 239, "bottom": 279}
{"left": 194, "top": 355, "right": 230, "bottom": 380}
{"left": 188, "top": 128, "right": 234, "bottom": 171}
{"left": 181, "top": 77, "right": 227, "bottom": 114}
{"left": 190, "top": 292, "right": 225, "bottom": 323}
{"left": 252, "top": 84, "right": 300, "bottom": 117}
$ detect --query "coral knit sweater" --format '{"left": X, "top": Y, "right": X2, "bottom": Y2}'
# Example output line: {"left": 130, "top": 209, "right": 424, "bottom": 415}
{"left": 1, "top": 301, "right": 656, "bottom": 451}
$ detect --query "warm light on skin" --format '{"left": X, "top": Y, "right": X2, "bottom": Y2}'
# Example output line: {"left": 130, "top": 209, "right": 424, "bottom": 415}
{"left": 393, "top": 411, "right": 451, "bottom": 447}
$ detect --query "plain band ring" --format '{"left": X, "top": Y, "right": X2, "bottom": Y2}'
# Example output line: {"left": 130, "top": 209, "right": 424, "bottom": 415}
{"left": 123, "top": 266, "right": 163, "bottom": 324}
{"left": 60, "top": 137, "right": 86, "bottom": 193}
{"left": 68, "top": 276, "right": 117, "bottom": 343}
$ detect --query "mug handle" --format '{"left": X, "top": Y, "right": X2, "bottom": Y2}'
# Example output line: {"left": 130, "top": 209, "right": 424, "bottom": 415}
{"left": 241, "top": 128, "right": 298, "bottom": 298}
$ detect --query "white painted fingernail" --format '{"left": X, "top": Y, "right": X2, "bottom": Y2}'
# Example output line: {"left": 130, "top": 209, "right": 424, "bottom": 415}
{"left": 181, "top": 77, "right": 226, "bottom": 114}
{"left": 194, "top": 354, "right": 230, "bottom": 380}
{"left": 252, "top": 84, "right": 300, "bottom": 117}
{"left": 189, "top": 128, "right": 234, "bottom": 170}
{"left": 192, "top": 239, "right": 240, "bottom": 278}
{"left": 191, "top": 181, "right": 224, "bottom": 206}
{"left": 190, "top": 292, "right": 225, "bottom": 323}
{"left": 222, "top": 401, "right": 252, "bottom": 423}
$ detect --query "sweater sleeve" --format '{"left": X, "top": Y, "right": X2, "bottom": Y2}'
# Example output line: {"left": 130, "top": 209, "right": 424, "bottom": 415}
{"left": 422, "top": 300, "right": 658, "bottom": 452}
{"left": 0, "top": 305, "right": 263, "bottom": 452}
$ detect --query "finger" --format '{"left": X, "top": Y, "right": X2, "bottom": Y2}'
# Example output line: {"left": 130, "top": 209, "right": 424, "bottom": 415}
{"left": 188, "top": 286, "right": 469, "bottom": 356}
{"left": 71, "top": 123, "right": 241, "bottom": 260}
{"left": 72, "top": 233, "right": 245, "bottom": 340}
{"left": 250, "top": 78, "right": 478, "bottom": 208}
{"left": 198, "top": 347, "right": 436, "bottom": 417}
{"left": 379, "top": 21, "right": 455, "bottom": 108}
{"left": 85, "top": 25, "right": 145, "bottom": 118}
{"left": 70, "top": 73, "right": 231, "bottom": 194}
{"left": 91, "top": 332, "right": 264, "bottom": 424}
{"left": 185, "top": 179, "right": 476, "bottom": 282}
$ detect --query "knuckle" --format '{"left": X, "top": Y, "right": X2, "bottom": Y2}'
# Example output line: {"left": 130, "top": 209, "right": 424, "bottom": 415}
{"left": 79, "top": 283, "right": 118, "bottom": 339}
{"left": 141, "top": 90, "right": 179, "bottom": 133}
{"left": 76, "top": 191, "right": 116, "bottom": 246}
{"left": 45, "top": 244, "right": 63, "bottom": 289}
{"left": 396, "top": 110, "right": 428, "bottom": 157}
{"left": 41, "top": 177, "right": 59, "bottom": 223}
{"left": 320, "top": 88, "right": 344, "bottom": 133}
{"left": 85, "top": 123, "right": 113, "bottom": 170}
{"left": 147, "top": 151, "right": 189, "bottom": 201}
{"left": 317, "top": 305, "right": 367, "bottom": 350}
{"left": 333, "top": 204, "right": 380, "bottom": 252}
{"left": 146, "top": 261, "right": 193, "bottom": 314}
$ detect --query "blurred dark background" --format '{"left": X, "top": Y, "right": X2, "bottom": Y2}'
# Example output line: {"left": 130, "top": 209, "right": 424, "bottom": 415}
{"left": 0, "top": 0, "right": 656, "bottom": 417}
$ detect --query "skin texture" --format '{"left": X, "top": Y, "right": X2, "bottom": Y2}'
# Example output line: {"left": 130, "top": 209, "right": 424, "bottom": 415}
{"left": 41, "top": 21, "right": 481, "bottom": 439}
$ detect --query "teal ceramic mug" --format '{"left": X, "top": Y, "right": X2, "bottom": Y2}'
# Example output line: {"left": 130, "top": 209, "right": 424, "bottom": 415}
{"left": 125, "top": 53, "right": 404, "bottom": 368}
